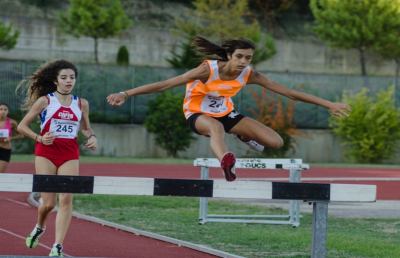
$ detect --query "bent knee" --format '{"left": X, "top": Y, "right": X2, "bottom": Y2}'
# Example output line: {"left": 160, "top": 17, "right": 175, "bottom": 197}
{"left": 269, "top": 137, "right": 284, "bottom": 149}
{"left": 41, "top": 203, "right": 56, "bottom": 212}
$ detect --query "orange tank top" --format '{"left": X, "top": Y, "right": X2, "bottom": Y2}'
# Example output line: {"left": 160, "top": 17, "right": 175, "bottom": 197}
{"left": 183, "top": 60, "right": 252, "bottom": 118}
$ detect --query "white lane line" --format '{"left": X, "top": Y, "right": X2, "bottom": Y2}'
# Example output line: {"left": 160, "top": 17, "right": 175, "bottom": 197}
{"left": 0, "top": 227, "right": 73, "bottom": 256}
{"left": 5, "top": 198, "right": 30, "bottom": 207}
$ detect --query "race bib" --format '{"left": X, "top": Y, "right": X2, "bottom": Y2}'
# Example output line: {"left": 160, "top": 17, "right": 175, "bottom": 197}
{"left": 201, "top": 95, "right": 227, "bottom": 114}
{"left": 49, "top": 119, "right": 79, "bottom": 139}
{"left": 0, "top": 129, "right": 9, "bottom": 138}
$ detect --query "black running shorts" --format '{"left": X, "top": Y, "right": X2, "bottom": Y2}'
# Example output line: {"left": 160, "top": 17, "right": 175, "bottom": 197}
{"left": 0, "top": 147, "right": 11, "bottom": 162}
{"left": 186, "top": 110, "right": 245, "bottom": 135}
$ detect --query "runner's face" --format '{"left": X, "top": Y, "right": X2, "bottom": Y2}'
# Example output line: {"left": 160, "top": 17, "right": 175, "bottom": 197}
{"left": 228, "top": 49, "right": 254, "bottom": 71}
{"left": 55, "top": 69, "right": 76, "bottom": 94}
{"left": 0, "top": 105, "right": 8, "bottom": 119}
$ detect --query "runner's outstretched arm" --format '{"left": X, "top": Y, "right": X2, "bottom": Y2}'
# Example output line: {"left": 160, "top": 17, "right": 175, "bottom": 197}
{"left": 248, "top": 71, "right": 351, "bottom": 118}
{"left": 106, "top": 62, "right": 210, "bottom": 106}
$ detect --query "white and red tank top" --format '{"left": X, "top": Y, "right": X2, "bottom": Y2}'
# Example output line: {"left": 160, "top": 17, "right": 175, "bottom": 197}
{"left": 39, "top": 93, "right": 82, "bottom": 139}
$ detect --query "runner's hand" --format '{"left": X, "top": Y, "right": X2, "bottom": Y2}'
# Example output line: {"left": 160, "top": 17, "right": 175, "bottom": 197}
{"left": 41, "top": 132, "right": 55, "bottom": 145}
{"left": 85, "top": 135, "right": 97, "bottom": 150}
{"left": 329, "top": 102, "right": 351, "bottom": 118}
{"left": 107, "top": 92, "right": 127, "bottom": 106}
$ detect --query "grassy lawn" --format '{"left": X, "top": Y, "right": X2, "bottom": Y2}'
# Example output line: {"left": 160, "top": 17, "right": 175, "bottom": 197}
{"left": 73, "top": 195, "right": 400, "bottom": 258}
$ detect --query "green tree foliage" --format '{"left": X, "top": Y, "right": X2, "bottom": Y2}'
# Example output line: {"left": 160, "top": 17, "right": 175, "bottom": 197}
{"left": 371, "top": 2, "right": 400, "bottom": 89}
{"left": 60, "top": 0, "right": 131, "bottom": 64}
{"left": 116, "top": 45, "right": 130, "bottom": 66}
{"left": 167, "top": 35, "right": 203, "bottom": 69}
{"left": 174, "top": 0, "right": 276, "bottom": 66}
{"left": 331, "top": 86, "right": 400, "bottom": 163}
{"left": 144, "top": 92, "right": 194, "bottom": 157}
{"left": 0, "top": 21, "right": 19, "bottom": 50}
{"left": 310, "top": 0, "right": 395, "bottom": 78}
{"left": 248, "top": 0, "right": 296, "bottom": 33}
{"left": 21, "top": 0, "right": 63, "bottom": 18}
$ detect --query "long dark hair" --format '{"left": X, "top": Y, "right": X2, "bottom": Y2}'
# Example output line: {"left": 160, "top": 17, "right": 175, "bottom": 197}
{"left": 17, "top": 60, "right": 78, "bottom": 110}
{"left": 192, "top": 36, "right": 255, "bottom": 61}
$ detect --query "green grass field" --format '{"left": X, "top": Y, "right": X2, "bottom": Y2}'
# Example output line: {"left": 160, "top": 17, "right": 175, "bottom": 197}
{"left": 73, "top": 195, "right": 400, "bottom": 258}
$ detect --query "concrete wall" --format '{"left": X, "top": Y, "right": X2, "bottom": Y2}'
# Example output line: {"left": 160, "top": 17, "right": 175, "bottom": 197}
{"left": 0, "top": 16, "right": 396, "bottom": 76}
{"left": 88, "top": 123, "right": 400, "bottom": 163}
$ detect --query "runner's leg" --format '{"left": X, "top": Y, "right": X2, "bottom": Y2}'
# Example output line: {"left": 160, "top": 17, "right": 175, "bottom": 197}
{"left": 54, "top": 159, "right": 79, "bottom": 245}
{"left": 35, "top": 156, "right": 57, "bottom": 227}
{"left": 229, "top": 117, "right": 284, "bottom": 149}
{"left": 194, "top": 115, "right": 228, "bottom": 160}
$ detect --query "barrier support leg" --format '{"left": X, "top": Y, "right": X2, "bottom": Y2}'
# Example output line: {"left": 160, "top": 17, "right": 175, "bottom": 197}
{"left": 289, "top": 168, "right": 301, "bottom": 227}
{"left": 199, "top": 166, "right": 209, "bottom": 224}
{"left": 311, "top": 201, "right": 328, "bottom": 258}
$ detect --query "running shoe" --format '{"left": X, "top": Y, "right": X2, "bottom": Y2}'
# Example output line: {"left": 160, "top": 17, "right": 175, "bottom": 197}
{"left": 220, "top": 152, "right": 236, "bottom": 182}
{"left": 237, "top": 135, "right": 264, "bottom": 152}
{"left": 25, "top": 226, "right": 45, "bottom": 248}
{"left": 49, "top": 243, "right": 63, "bottom": 257}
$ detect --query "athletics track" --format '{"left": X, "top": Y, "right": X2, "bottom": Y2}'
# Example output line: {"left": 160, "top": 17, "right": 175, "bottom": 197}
{"left": 1, "top": 162, "right": 399, "bottom": 257}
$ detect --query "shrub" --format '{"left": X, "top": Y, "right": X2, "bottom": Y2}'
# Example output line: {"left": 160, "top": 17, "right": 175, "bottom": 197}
{"left": 144, "top": 92, "right": 194, "bottom": 157}
{"left": 330, "top": 86, "right": 400, "bottom": 163}
{"left": 248, "top": 88, "right": 302, "bottom": 157}
{"left": 116, "top": 45, "right": 129, "bottom": 66}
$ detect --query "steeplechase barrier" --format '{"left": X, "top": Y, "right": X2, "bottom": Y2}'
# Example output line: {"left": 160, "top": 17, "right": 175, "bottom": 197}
{"left": 0, "top": 173, "right": 376, "bottom": 258}
{"left": 194, "top": 158, "right": 309, "bottom": 226}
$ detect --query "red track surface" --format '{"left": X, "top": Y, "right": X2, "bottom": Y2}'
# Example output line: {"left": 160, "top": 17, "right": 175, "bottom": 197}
{"left": 1, "top": 162, "right": 399, "bottom": 257}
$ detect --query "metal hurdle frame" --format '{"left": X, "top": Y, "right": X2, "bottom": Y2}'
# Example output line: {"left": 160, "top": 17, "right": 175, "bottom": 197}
{"left": 0, "top": 173, "right": 377, "bottom": 258}
{"left": 194, "top": 158, "right": 310, "bottom": 226}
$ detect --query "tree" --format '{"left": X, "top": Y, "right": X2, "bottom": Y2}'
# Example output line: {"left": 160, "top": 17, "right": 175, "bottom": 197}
{"left": 310, "top": 0, "right": 394, "bottom": 81}
{"left": 144, "top": 92, "right": 194, "bottom": 157}
{"left": 116, "top": 45, "right": 130, "bottom": 66}
{"left": 174, "top": 0, "right": 276, "bottom": 66}
{"left": 166, "top": 34, "right": 203, "bottom": 69}
{"left": 331, "top": 86, "right": 400, "bottom": 163}
{"left": 248, "top": 0, "right": 296, "bottom": 34}
{"left": 21, "top": 0, "right": 64, "bottom": 18}
{"left": 59, "top": 0, "right": 131, "bottom": 64}
{"left": 371, "top": 2, "right": 400, "bottom": 94}
{"left": 0, "top": 21, "right": 19, "bottom": 50}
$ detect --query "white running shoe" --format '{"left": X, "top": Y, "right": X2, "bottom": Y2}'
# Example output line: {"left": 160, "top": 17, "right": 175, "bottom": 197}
{"left": 237, "top": 136, "right": 265, "bottom": 152}
{"left": 26, "top": 225, "right": 45, "bottom": 248}
{"left": 49, "top": 243, "right": 63, "bottom": 257}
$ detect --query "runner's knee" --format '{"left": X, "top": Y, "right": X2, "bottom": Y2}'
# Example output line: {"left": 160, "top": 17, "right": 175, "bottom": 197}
{"left": 41, "top": 202, "right": 56, "bottom": 212}
{"left": 269, "top": 136, "right": 284, "bottom": 149}
{"left": 58, "top": 193, "right": 73, "bottom": 208}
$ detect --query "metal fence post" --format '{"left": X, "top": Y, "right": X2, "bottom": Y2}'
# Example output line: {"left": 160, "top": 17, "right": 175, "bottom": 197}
{"left": 311, "top": 201, "right": 328, "bottom": 258}
{"left": 198, "top": 166, "right": 209, "bottom": 224}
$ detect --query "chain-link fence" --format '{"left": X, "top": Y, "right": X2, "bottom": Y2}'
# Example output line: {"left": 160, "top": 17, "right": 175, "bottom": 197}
{"left": 0, "top": 60, "right": 397, "bottom": 129}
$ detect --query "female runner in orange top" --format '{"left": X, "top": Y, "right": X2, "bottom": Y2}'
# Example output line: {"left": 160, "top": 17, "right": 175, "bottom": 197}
{"left": 107, "top": 36, "right": 350, "bottom": 182}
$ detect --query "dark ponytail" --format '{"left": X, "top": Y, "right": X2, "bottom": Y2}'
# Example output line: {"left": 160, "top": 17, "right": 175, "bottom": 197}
{"left": 192, "top": 36, "right": 255, "bottom": 61}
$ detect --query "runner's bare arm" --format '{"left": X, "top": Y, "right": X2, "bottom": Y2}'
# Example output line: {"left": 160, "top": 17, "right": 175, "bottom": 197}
{"left": 107, "top": 62, "right": 210, "bottom": 106}
{"left": 80, "top": 98, "right": 97, "bottom": 150}
{"left": 10, "top": 119, "right": 24, "bottom": 140}
{"left": 17, "top": 96, "right": 49, "bottom": 141}
{"left": 248, "top": 71, "right": 350, "bottom": 118}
